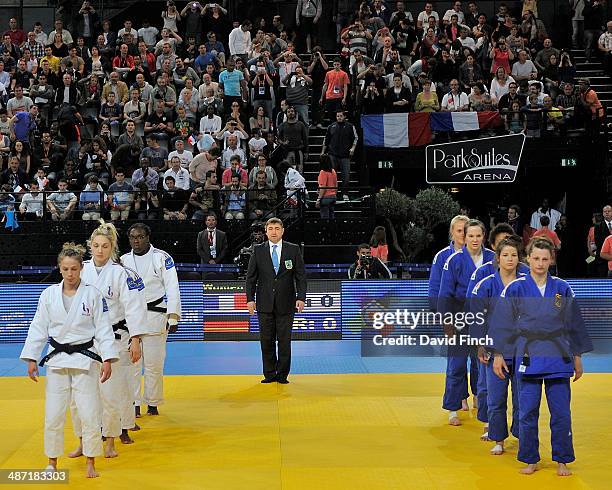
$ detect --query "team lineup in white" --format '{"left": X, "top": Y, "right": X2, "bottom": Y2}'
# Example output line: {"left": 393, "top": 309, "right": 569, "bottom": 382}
{"left": 20, "top": 221, "right": 181, "bottom": 478}
{"left": 18, "top": 215, "right": 592, "bottom": 479}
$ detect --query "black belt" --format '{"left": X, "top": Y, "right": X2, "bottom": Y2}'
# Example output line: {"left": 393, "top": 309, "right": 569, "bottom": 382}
{"left": 147, "top": 296, "right": 167, "bottom": 314}
{"left": 516, "top": 328, "right": 572, "bottom": 367}
{"left": 112, "top": 319, "right": 128, "bottom": 340}
{"left": 39, "top": 337, "right": 102, "bottom": 367}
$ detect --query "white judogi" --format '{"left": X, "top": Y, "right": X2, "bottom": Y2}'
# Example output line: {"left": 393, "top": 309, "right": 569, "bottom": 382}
{"left": 120, "top": 246, "right": 181, "bottom": 407}
{"left": 20, "top": 282, "right": 118, "bottom": 458}
{"left": 71, "top": 260, "right": 148, "bottom": 437}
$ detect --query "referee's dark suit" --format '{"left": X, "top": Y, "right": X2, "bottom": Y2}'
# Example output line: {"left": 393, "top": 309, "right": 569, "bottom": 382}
{"left": 246, "top": 240, "right": 306, "bottom": 382}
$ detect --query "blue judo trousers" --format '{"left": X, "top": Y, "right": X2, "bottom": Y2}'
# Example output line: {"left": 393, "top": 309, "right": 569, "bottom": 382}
{"left": 489, "top": 273, "right": 593, "bottom": 464}
{"left": 437, "top": 246, "right": 495, "bottom": 411}
{"left": 468, "top": 270, "right": 525, "bottom": 437}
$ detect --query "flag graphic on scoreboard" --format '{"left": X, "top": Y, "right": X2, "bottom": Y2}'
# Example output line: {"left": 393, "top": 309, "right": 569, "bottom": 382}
{"left": 203, "top": 292, "right": 248, "bottom": 313}
{"left": 203, "top": 316, "right": 250, "bottom": 332}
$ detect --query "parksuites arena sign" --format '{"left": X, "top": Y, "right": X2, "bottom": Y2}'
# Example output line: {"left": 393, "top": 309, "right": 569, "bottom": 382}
{"left": 425, "top": 134, "right": 526, "bottom": 184}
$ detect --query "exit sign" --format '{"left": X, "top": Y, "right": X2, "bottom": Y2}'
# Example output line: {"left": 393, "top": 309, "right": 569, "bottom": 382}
{"left": 378, "top": 160, "right": 394, "bottom": 169}
{"left": 561, "top": 158, "right": 576, "bottom": 167}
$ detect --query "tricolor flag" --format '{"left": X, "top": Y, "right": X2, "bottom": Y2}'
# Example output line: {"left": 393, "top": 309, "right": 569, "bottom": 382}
{"left": 429, "top": 111, "right": 502, "bottom": 132}
{"left": 203, "top": 316, "right": 250, "bottom": 332}
{"left": 203, "top": 293, "right": 248, "bottom": 313}
{"left": 361, "top": 113, "right": 432, "bottom": 148}
{"left": 361, "top": 111, "right": 503, "bottom": 148}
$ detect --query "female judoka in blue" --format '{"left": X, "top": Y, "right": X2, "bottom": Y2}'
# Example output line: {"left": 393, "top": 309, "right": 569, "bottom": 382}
{"left": 437, "top": 219, "right": 495, "bottom": 425}
{"left": 428, "top": 214, "right": 469, "bottom": 312}
{"left": 466, "top": 224, "right": 529, "bottom": 441}
{"left": 468, "top": 237, "right": 524, "bottom": 453}
{"left": 490, "top": 237, "right": 593, "bottom": 476}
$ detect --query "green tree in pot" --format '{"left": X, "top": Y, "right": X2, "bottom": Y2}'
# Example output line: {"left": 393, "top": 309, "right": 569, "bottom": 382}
{"left": 376, "top": 187, "right": 459, "bottom": 262}
{"left": 375, "top": 188, "right": 413, "bottom": 261}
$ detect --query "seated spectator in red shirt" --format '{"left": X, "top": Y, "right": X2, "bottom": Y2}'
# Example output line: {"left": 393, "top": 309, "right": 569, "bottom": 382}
{"left": 221, "top": 155, "right": 248, "bottom": 186}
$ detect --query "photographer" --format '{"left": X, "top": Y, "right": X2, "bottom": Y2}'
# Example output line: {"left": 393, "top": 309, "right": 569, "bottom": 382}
{"left": 348, "top": 244, "right": 392, "bottom": 279}
{"left": 234, "top": 222, "right": 265, "bottom": 277}
{"left": 284, "top": 66, "right": 313, "bottom": 126}
{"left": 251, "top": 59, "right": 275, "bottom": 121}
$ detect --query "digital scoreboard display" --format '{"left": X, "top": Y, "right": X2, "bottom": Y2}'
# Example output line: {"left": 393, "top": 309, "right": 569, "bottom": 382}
{"left": 202, "top": 280, "right": 341, "bottom": 340}
{"left": 0, "top": 280, "right": 611, "bottom": 343}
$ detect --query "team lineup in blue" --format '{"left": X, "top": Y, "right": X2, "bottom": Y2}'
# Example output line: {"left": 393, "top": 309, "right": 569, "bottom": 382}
{"left": 428, "top": 216, "right": 592, "bottom": 476}
{"left": 18, "top": 215, "right": 591, "bottom": 478}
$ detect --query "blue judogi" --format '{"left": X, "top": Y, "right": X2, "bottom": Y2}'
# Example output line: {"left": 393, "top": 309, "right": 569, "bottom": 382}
{"left": 469, "top": 271, "right": 524, "bottom": 436}
{"left": 437, "top": 245, "right": 495, "bottom": 411}
{"left": 490, "top": 274, "right": 593, "bottom": 464}
{"left": 467, "top": 260, "right": 529, "bottom": 298}
{"left": 428, "top": 242, "right": 456, "bottom": 311}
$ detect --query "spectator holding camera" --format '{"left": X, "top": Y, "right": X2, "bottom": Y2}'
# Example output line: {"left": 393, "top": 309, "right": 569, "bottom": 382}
{"left": 348, "top": 244, "right": 393, "bottom": 279}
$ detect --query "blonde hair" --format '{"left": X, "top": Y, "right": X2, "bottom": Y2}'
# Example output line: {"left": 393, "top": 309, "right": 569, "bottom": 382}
{"left": 58, "top": 242, "right": 87, "bottom": 266}
{"left": 448, "top": 215, "right": 469, "bottom": 238}
{"left": 88, "top": 220, "right": 120, "bottom": 263}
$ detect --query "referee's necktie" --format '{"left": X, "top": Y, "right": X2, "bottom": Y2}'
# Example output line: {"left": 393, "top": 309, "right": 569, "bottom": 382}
{"left": 272, "top": 245, "right": 279, "bottom": 275}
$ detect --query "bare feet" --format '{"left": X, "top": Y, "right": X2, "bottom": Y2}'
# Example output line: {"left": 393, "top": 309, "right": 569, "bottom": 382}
{"left": 480, "top": 426, "right": 490, "bottom": 441}
{"left": 129, "top": 423, "right": 141, "bottom": 431}
{"left": 104, "top": 437, "right": 118, "bottom": 458}
{"left": 490, "top": 443, "right": 504, "bottom": 455}
{"left": 472, "top": 395, "right": 478, "bottom": 410}
{"left": 67, "top": 439, "right": 83, "bottom": 458}
{"left": 44, "top": 458, "right": 58, "bottom": 472}
{"left": 86, "top": 457, "right": 99, "bottom": 478}
{"left": 461, "top": 399, "right": 469, "bottom": 411}
{"left": 448, "top": 411, "right": 461, "bottom": 426}
{"left": 120, "top": 430, "right": 134, "bottom": 444}
{"left": 557, "top": 463, "right": 572, "bottom": 476}
{"left": 519, "top": 463, "right": 538, "bottom": 475}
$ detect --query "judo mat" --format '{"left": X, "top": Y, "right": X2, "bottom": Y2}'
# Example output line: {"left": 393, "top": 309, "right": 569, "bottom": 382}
{"left": 1, "top": 341, "right": 611, "bottom": 489}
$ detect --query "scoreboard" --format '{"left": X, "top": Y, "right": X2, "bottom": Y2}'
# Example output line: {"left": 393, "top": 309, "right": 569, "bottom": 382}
{"left": 1, "top": 279, "right": 611, "bottom": 343}
{"left": 202, "top": 280, "right": 342, "bottom": 340}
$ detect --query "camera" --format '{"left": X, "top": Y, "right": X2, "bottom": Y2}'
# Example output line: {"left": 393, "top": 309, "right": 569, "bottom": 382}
{"left": 234, "top": 223, "right": 266, "bottom": 276}
{"left": 359, "top": 254, "right": 373, "bottom": 268}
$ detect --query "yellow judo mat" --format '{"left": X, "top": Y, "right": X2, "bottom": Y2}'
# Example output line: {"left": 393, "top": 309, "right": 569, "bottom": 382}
{"left": 1, "top": 373, "right": 611, "bottom": 489}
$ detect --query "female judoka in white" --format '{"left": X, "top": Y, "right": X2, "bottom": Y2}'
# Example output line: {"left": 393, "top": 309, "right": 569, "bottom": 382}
{"left": 20, "top": 243, "right": 118, "bottom": 478}
{"left": 69, "top": 221, "right": 148, "bottom": 459}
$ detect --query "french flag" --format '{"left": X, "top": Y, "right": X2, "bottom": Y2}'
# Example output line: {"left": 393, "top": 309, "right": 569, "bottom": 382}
{"left": 429, "top": 112, "right": 502, "bottom": 132}
{"left": 203, "top": 293, "right": 248, "bottom": 312}
{"left": 361, "top": 112, "right": 502, "bottom": 148}
{"left": 361, "top": 113, "right": 432, "bottom": 148}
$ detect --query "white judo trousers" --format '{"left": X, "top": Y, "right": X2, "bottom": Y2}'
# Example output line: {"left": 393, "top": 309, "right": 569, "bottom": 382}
{"left": 46, "top": 365, "right": 102, "bottom": 458}
{"left": 130, "top": 331, "right": 168, "bottom": 406}
{"left": 19, "top": 282, "right": 118, "bottom": 459}
{"left": 121, "top": 246, "right": 181, "bottom": 409}
{"left": 71, "top": 260, "right": 148, "bottom": 437}
{"left": 71, "top": 344, "right": 135, "bottom": 437}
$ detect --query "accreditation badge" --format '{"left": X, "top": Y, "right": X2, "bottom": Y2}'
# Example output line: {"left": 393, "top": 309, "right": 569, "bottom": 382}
{"left": 285, "top": 260, "right": 293, "bottom": 270}
{"left": 554, "top": 293, "right": 562, "bottom": 308}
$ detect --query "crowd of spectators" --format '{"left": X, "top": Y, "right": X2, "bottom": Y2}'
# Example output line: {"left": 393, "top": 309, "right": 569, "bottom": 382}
{"left": 0, "top": 1, "right": 338, "bottom": 224}
{"left": 336, "top": 1, "right": 607, "bottom": 139}
{"left": 0, "top": 0, "right": 610, "bottom": 226}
